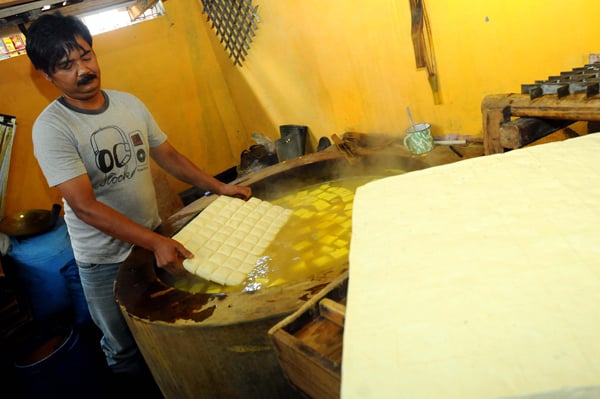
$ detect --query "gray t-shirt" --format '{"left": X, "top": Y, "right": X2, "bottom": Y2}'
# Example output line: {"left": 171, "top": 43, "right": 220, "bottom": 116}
{"left": 32, "top": 89, "right": 167, "bottom": 264}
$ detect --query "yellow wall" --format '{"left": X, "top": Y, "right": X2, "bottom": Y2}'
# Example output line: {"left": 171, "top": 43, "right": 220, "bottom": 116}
{"left": 1, "top": 0, "right": 600, "bottom": 216}
{"left": 225, "top": 0, "right": 600, "bottom": 145}
{"left": 0, "top": 0, "right": 248, "bottom": 216}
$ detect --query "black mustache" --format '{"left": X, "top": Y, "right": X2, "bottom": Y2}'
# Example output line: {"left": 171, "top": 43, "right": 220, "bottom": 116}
{"left": 77, "top": 74, "right": 97, "bottom": 86}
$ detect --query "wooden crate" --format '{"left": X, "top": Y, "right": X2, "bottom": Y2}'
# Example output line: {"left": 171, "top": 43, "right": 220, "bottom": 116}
{"left": 268, "top": 271, "right": 348, "bottom": 399}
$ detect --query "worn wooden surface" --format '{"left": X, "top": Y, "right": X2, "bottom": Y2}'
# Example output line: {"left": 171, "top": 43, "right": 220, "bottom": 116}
{"left": 319, "top": 297, "right": 346, "bottom": 328}
{"left": 499, "top": 118, "right": 574, "bottom": 149}
{"left": 482, "top": 93, "right": 600, "bottom": 154}
{"left": 0, "top": 0, "right": 31, "bottom": 6}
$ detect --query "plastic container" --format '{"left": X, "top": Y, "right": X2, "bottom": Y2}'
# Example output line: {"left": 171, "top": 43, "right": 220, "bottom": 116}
{"left": 14, "top": 324, "right": 109, "bottom": 399}
{"left": 276, "top": 125, "right": 308, "bottom": 161}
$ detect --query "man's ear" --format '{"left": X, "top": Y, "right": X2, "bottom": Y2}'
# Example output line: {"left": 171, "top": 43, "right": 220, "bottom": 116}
{"left": 40, "top": 70, "right": 52, "bottom": 82}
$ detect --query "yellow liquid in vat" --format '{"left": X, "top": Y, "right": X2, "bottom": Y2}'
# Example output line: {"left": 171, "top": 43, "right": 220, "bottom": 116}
{"left": 171, "top": 176, "right": 380, "bottom": 294}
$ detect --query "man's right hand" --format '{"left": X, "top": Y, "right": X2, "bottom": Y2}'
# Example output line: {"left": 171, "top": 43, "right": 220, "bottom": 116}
{"left": 151, "top": 234, "right": 193, "bottom": 276}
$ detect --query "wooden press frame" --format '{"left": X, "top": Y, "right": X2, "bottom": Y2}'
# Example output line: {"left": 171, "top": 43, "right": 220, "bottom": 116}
{"left": 481, "top": 92, "right": 600, "bottom": 155}
{"left": 481, "top": 62, "right": 600, "bottom": 155}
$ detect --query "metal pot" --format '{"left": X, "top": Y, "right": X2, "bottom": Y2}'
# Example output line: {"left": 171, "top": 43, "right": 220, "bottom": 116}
{"left": 0, "top": 204, "right": 61, "bottom": 237}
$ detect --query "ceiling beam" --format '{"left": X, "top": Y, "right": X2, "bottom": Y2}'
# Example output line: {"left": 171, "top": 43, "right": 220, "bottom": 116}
{"left": 0, "top": 0, "right": 135, "bottom": 27}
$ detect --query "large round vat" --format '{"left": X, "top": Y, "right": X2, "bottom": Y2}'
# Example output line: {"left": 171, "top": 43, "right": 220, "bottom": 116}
{"left": 115, "top": 146, "right": 459, "bottom": 398}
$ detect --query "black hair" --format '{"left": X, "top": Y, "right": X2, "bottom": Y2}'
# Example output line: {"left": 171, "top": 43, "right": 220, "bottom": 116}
{"left": 25, "top": 12, "right": 93, "bottom": 75}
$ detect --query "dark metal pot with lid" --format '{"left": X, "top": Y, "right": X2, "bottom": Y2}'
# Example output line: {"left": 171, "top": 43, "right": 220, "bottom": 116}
{"left": 0, "top": 204, "right": 62, "bottom": 237}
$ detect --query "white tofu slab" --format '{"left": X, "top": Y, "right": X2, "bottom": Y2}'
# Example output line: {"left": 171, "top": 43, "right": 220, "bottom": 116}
{"left": 343, "top": 134, "right": 600, "bottom": 399}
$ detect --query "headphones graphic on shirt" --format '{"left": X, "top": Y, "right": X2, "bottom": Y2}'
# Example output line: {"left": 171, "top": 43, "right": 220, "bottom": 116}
{"left": 90, "top": 126, "right": 132, "bottom": 173}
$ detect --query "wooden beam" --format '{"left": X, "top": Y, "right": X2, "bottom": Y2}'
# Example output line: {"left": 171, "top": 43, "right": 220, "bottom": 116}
{"left": 0, "top": 1, "right": 36, "bottom": 7}
{"left": 499, "top": 118, "right": 575, "bottom": 149}
{"left": 127, "top": 0, "right": 157, "bottom": 21}
{"left": 0, "top": 0, "right": 134, "bottom": 25}
{"left": 482, "top": 92, "right": 600, "bottom": 154}
{"left": 0, "top": 1, "right": 58, "bottom": 18}
{"left": 481, "top": 98, "right": 510, "bottom": 155}
{"left": 483, "top": 93, "right": 600, "bottom": 121}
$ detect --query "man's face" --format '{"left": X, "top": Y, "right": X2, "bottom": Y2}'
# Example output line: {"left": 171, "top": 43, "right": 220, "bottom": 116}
{"left": 44, "top": 35, "right": 101, "bottom": 105}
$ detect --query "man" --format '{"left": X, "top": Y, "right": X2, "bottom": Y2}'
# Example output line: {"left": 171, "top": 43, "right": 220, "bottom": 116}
{"left": 25, "top": 11, "right": 251, "bottom": 387}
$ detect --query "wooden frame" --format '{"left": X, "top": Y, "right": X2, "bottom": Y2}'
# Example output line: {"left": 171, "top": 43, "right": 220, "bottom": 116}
{"left": 482, "top": 92, "right": 600, "bottom": 154}
{"left": 269, "top": 271, "right": 348, "bottom": 399}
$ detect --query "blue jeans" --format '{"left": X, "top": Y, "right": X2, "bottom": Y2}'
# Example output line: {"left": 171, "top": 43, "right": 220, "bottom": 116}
{"left": 59, "top": 258, "right": 92, "bottom": 327}
{"left": 76, "top": 260, "right": 147, "bottom": 375}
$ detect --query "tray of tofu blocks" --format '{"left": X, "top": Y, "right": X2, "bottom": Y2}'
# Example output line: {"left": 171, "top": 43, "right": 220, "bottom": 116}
{"left": 172, "top": 195, "right": 292, "bottom": 286}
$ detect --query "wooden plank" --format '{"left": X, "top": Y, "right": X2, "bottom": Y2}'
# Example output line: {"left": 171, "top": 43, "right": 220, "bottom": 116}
{"left": 0, "top": 0, "right": 59, "bottom": 18}
{"left": 499, "top": 118, "right": 575, "bottom": 149}
{"left": 483, "top": 93, "right": 600, "bottom": 121}
{"left": 319, "top": 297, "right": 345, "bottom": 327}
{"left": 0, "top": 0, "right": 34, "bottom": 7}
{"left": 0, "top": 0, "right": 132, "bottom": 21}
{"left": 331, "top": 133, "right": 357, "bottom": 165}
{"left": 127, "top": 0, "right": 157, "bottom": 21}
{"left": 269, "top": 271, "right": 349, "bottom": 335}
{"left": 294, "top": 317, "right": 343, "bottom": 365}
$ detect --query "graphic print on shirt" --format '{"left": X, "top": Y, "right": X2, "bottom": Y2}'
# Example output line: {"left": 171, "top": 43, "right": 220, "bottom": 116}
{"left": 90, "top": 126, "right": 148, "bottom": 186}
{"left": 129, "top": 130, "right": 148, "bottom": 167}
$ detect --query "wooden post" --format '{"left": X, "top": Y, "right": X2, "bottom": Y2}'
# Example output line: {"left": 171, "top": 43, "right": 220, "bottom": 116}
{"left": 481, "top": 95, "right": 510, "bottom": 155}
